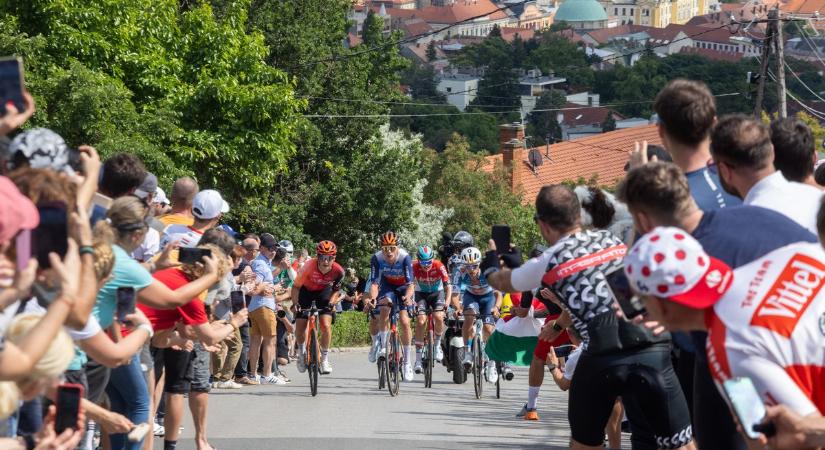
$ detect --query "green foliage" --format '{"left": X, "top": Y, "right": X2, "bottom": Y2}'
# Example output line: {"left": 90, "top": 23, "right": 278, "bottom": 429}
{"left": 424, "top": 134, "right": 542, "bottom": 253}
{"left": 390, "top": 103, "right": 501, "bottom": 153}
{"left": 426, "top": 41, "right": 437, "bottom": 62}
{"left": 526, "top": 89, "right": 566, "bottom": 145}
{"left": 330, "top": 311, "right": 371, "bottom": 347}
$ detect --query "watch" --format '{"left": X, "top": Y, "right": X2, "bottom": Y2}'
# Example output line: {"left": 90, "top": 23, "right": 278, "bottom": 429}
{"left": 547, "top": 363, "right": 557, "bottom": 371}
{"left": 551, "top": 321, "right": 563, "bottom": 332}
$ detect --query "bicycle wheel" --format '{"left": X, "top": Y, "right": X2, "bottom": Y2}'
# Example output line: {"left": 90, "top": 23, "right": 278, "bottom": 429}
{"left": 451, "top": 345, "right": 465, "bottom": 384}
{"left": 424, "top": 330, "right": 434, "bottom": 388}
{"left": 377, "top": 352, "right": 386, "bottom": 390}
{"left": 387, "top": 332, "right": 400, "bottom": 397}
{"left": 309, "top": 328, "right": 319, "bottom": 397}
{"left": 495, "top": 361, "right": 502, "bottom": 399}
{"left": 473, "top": 338, "right": 483, "bottom": 399}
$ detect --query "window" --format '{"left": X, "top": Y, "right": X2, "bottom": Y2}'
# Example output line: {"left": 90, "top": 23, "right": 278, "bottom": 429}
{"left": 622, "top": 8, "right": 626, "bottom": 15}
{"left": 615, "top": 7, "right": 618, "bottom": 14}
{"left": 631, "top": 8, "right": 634, "bottom": 15}
{"left": 446, "top": 87, "right": 452, "bottom": 93}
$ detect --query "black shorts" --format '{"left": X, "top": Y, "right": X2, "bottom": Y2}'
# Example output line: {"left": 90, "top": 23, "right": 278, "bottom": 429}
{"left": 568, "top": 343, "right": 693, "bottom": 449}
{"left": 415, "top": 291, "right": 445, "bottom": 314}
{"left": 151, "top": 347, "right": 195, "bottom": 394}
{"left": 297, "top": 287, "right": 335, "bottom": 318}
{"left": 83, "top": 359, "right": 111, "bottom": 405}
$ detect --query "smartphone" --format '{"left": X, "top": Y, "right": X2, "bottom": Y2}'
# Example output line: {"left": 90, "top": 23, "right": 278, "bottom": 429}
{"left": 178, "top": 247, "right": 211, "bottom": 265}
{"left": 230, "top": 290, "right": 245, "bottom": 313}
{"left": 722, "top": 377, "right": 771, "bottom": 439}
{"left": 606, "top": 268, "right": 646, "bottom": 319}
{"left": 54, "top": 383, "right": 84, "bottom": 434}
{"left": 116, "top": 287, "right": 136, "bottom": 323}
{"left": 554, "top": 344, "right": 575, "bottom": 358}
{"left": 15, "top": 229, "right": 31, "bottom": 271}
{"left": 92, "top": 192, "right": 112, "bottom": 212}
{"left": 0, "top": 57, "right": 25, "bottom": 116}
{"left": 492, "top": 225, "right": 511, "bottom": 255}
{"left": 33, "top": 203, "right": 68, "bottom": 270}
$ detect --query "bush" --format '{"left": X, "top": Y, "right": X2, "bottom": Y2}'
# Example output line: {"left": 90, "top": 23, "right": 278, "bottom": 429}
{"left": 331, "top": 311, "right": 372, "bottom": 347}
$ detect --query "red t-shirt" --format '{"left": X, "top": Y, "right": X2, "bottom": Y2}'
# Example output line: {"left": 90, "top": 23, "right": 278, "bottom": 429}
{"left": 138, "top": 268, "right": 208, "bottom": 331}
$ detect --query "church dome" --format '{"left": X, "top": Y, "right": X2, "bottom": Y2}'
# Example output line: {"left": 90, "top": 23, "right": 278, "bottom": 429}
{"left": 554, "top": 0, "right": 608, "bottom": 22}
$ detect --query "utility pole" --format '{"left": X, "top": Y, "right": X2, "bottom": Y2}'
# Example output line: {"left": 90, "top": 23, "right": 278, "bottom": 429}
{"left": 753, "top": 12, "right": 774, "bottom": 117}
{"left": 773, "top": 7, "right": 788, "bottom": 118}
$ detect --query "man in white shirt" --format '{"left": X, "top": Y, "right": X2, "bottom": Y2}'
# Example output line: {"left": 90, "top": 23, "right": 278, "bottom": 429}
{"left": 133, "top": 173, "right": 161, "bottom": 261}
{"left": 160, "top": 189, "right": 230, "bottom": 249}
{"left": 710, "top": 115, "right": 823, "bottom": 235}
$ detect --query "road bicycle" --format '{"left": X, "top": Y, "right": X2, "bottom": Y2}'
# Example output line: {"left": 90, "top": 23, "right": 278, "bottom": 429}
{"left": 469, "top": 315, "right": 484, "bottom": 399}
{"left": 304, "top": 301, "right": 321, "bottom": 397}
{"left": 376, "top": 302, "right": 403, "bottom": 397}
{"left": 421, "top": 305, "right": 437, "bottom": 388}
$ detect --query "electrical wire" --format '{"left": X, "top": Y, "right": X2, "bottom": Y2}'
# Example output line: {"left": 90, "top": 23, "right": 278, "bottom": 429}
{"left": 793, "top": 20, "right": 825, "bottom": 68}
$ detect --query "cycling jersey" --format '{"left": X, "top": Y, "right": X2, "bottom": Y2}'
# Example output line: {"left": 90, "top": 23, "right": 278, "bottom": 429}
{"left": 368, "top": 249, "right": 413, "bottom": 288}
{"left": 705, "top": 242, "right": 825, "bottom": 416}
{"left": 453, "top": 266, "right": 493, "bottom": 296}
{"left": 412, "top": 260, "right": 450, "bottom": 293}
{"left": 294, "top": 258, "right": 345, "bottom": 292}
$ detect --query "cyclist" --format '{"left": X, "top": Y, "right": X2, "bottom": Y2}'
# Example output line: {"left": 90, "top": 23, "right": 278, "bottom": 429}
{"left": 292, "top": 240, "right": 345, "bottom": 375}
{"left": 364, "top": 231, "right": 416, "bottom": 381}
{"left": 411, "top": 245, "right": 452, "bottom": 373}
{"left": 448, "top": 230, "right": 474, "bottom": 308}
{"left": 454, "top": 247, "right": 502, "bottom": 383}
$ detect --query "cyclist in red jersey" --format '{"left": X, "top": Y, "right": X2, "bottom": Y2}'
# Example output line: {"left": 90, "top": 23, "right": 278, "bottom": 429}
{"left": 291, "top": 241, "right": 345, "bottom": 375}
{"left": 411, "top": 245, "right": 452, "bottom": 373}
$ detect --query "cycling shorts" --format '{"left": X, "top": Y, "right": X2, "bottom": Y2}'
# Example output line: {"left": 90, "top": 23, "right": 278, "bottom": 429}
{"left": 568, "top": 343, "right": 693, "bottom": 449}
{"left": 461, "top": 292, "right": 496, "bottom": 325}
{"left": 297, "top": 286, "right": 335, "bottom": 318}
{"left": 371, "top": 285, "right": 415, "bottom": 317}
{"left": 533, "top": 315, "right": 570, "bottom": 361}
{"left": 415, "top": 291, "right": 445, "bottom": 314}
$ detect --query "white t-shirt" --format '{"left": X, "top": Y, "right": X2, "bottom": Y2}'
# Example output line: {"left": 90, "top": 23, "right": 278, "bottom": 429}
{"left": 706, "top": 242, "right": 825, "bottom": 416}
{"left": 160, "top": 224, "right": 204, "bottom": 249}
{"left": 563, "top": 347, "right": 583, "bottom": 381}
{"left": 744, "top": 171, "right": 822, "bottom": 236}
{"left": 132, "top": 228, "right": 160, "bottom": 262}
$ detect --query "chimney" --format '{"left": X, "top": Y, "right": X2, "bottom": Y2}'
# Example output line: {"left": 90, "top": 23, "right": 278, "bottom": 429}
{"left": 499, "top": 123, "right": 526, "bottom": 192}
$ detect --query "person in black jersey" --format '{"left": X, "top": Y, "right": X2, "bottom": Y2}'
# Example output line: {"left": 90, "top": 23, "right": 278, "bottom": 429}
{"left": 485, "top": 185, "right": 695, "bottom": 450}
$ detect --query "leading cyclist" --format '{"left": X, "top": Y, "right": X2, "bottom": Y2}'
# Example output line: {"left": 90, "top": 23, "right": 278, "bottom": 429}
{"left": 364, "top": 232, "right": 416, "bottom": 381}
{"left": 411, "top": 245, "right": 452, "bottom": 373}
{"left": 292, "top": 240, "right": 345, "bottom": 375}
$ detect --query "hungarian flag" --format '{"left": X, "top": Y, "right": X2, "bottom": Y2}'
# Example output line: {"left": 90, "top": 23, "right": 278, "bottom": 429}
{"left": 485, "top": 310, "right": 543, "bottom": 366}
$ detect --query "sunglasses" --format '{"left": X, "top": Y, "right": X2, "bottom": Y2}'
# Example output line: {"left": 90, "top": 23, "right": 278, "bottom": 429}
{"left": 382, "top": 246, "right": 398, "bottom": 253}
{"left": 318, "top": 255, "right": 335, "bottom": 263}
{"left": 244, "top": 246, "right": 259, "bottom": 252}
{"left": 420, "top": 260, "right": 433, "bottom": 266}
{"left": 465, "top": 264, "right": 479, "bottom": 271}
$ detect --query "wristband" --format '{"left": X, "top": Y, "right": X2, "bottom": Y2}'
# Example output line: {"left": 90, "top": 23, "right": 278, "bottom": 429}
{"left": 551, "top": 321, "right": 563, "bottom": 332}
{"left": 79, "top": 246, "right": 95, "bottom": 256}
{"left": 137, "top": 323, "right": 155, "bottom": 338}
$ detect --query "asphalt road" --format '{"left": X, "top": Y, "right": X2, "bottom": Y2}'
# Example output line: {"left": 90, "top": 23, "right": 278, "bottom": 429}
{"left": 168, "top": 350, "right": 586, "bottom": 450}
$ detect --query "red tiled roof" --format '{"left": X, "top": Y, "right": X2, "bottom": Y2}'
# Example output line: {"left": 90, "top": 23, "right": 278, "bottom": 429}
{"left": 583, "top": 25, "right": 644, "bottom": 44}
{"left": 499, "top": 27, "right": 536, "bottom": 42}
{"left": 560, "top": 103, "right": 625, "bottom": 127}
{"left": 554, "top": 29, "right": 586, "bottom": 45}
{"left": 401, "top": 19, "right": 433, "bottom": 37}
{"left": 383, "top": 0, "right": 509, "bottom": 24}
{"left": 482, "top": 125, "right": 662, "bottom": 202}
{"left": 783, "top": 0, "right": 825, "bottom": 14}
{"left": 679, "top": 46, "right": 745, "bottom": 62}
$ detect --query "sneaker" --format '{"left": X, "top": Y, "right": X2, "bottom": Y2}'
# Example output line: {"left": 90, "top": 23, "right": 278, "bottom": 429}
{"left": 516, "top": 404, "right": 538, "bottom": 421}
{"left": 376, "top": 347, "right": 387, "bottom": 360}
{"left": 435, "top": 345, "right": 444, "bottom": 362}
{"left": 320, "top": 359, "right": 333, "bottom": 374}
{"left": 296, "top": 355, "right": 307, "bottom": 373}
{"left": 368, "top": 342, "right": 380, "bottom": 363}
{"left": 251, "top": 374, "right": 261, "bottom": 384}
{"left": 153, "top": 423, "right": 165, "bottom": 437}
{"left": 227, "top": 380, "right": 244, "bottom": 389}
{"left": 414, "top": 360, "right": 423, "bottom": 374}
{"left": 503, "top": 363, "right": 514, "bottom": 381}
{"left": 462, "top": 351, "right": 474, "bottom": 370}
{"left": 277, "top": 369, "right": 291, "bottom": 383}
{"left": 403, "top": 362, "right": 414, "bottom": 381}
{"left": 234, "top": 376, "right": 258, "bottom": 386}
{"left": 485, "top": 362, "right": 498, "bottom": 383}
{"left": 217, "top": 380, "right": 241, "bottom": 389}
{"left": 263, "top": 374, "right": 287, "bottom": 385}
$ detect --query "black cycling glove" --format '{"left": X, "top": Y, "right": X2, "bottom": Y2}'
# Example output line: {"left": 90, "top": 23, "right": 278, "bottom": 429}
{"left": 480, "top": 250, "right": 500, "bottom": 276}
{"left": 500, "top": 247, "right": 524, "bottom": 269}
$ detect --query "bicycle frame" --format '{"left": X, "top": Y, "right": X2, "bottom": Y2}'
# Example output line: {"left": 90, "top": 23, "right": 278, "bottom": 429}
{"left": 304, "top": 301, "right": 321, "bottom": 396}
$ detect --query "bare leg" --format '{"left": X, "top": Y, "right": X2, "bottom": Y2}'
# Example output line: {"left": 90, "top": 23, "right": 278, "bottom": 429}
{"left": 398, "top": 311, "right": 412, "bottom": 346}
{"left": 188, "top": 392, "right": 211, "bottom": 450}
{"left": 163, "top": 393, "right": 184, "bottom": 442}
{"left": 606, "top": 399, "right": 623, "bottom": 450}
{"left": 261, "top": 336, "right": 275, "bottom": 378}
{"left": 248, "top": 334, "right": 263, "bottom": 379}
{"left": 319, "top": 315, "right": 332, "bottom": 350}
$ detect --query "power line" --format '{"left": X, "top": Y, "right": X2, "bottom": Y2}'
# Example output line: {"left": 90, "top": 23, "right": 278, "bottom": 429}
{"left": 300, "top": 96, "right": 518, "bottom": 109}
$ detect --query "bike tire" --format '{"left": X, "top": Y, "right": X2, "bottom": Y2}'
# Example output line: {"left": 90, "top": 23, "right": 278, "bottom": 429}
{"left": 378, "top": 352, "right": 386, "bottom": 390}
{"left": 387, "top": 332, "right": 400, "bottom": 397}
{"left": 495, "top": 361, "right": 502, "bottom": 399}
{"left": 451, "top": 346, "right": 465, "bottom": 385}
{"left": 424, "top": 330, "right": 434, "bottom": 388}
{"left": 309, "top": 329, "right": 319, "bottom": 397}
{"left": 473, "top": 339, "right": 483, "bottom": 399}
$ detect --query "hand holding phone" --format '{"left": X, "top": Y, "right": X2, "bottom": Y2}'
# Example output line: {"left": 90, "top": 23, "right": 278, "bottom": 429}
{"left": 606, "top": 268, "right": 646, "bottom": 320}
{"left": 116, "top": 287, "right": 137, "bottom": 324}
{"left": 179, "top": 247, "right": 212, "bottom": 265}
{"left": 491, "top": 225, "right": 511, "bottom": 255}
{"left": 55, "top": 384, "right": 84, "bottom": 434}
{"left": 0, "top": 57, "right": 26, "bottom": 116}
{"left": 230, "top": 290, "right": 246, "bottom": 314}
{"left": 723, "top": 377, "right": 771, "bottom": 440}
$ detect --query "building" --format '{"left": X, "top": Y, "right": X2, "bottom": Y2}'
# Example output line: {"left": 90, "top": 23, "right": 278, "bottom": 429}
{"left": 554, "top": 0, "right": 613, "bottom": 29}
{"left": 519, "top": 69, "right": 568, "bottom": 116}
{"left": 483, "top": 123, "right": 664, "bottom": 201}
{"left": 556, "top": 103, "right": 626, "bottom": 139}
{"left": 600, "top": 0, "right": 710, "bottom": 28}
{"left": 372, "top": 0, "right": 417, "bottom": 9}
{"left": 381, "top": 0, "right": 513, "bottom": 38}
{"left": 436, "top": 73, "right": 481, "bottom": 111}
{"left": 502, "top": 0, "right": 556, "bottom": 30}
{"left": 566, "top": 91, "right": 601, "bottom": 106}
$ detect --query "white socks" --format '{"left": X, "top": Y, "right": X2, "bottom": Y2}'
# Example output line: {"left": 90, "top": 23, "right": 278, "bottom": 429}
{"left": 527, "top": 386, "right": 540, "bottom": 409}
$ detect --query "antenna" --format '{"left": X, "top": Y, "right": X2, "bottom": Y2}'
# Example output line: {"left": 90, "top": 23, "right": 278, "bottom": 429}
{"left": 528, "top": 149, "right": 543, "bottom": 173}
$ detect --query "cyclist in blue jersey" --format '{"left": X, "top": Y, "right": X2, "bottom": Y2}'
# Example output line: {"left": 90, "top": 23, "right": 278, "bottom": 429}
{"left": 364, "top": 231, "right": 416, "bottom": 380}
{"left": 412, "top": 245, "right": 452, "bottom": 373}
{"left": 447, "top": 231, "right": 474, "bottom": 310}
{"left": 453, "top": 247, "right": 502, "bottom": 382}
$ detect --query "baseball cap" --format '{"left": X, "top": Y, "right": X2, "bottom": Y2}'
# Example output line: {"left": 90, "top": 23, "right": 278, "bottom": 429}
{"left": 134, "top": 173, "right": 158, "bottom": 199}
{"left": 153, "top": 187, "right": 169, "bottom": 205}
{"left": 6, "top": 128, "right": 79, "bottom": 175}
{"left": 192, "top": 189, "right": 229, "bottom": 220}
{"left": 624, "top": 226, "right": 734, "bottom": 309}
{"left": 260, "top": 233, "right": 278, "bottom": 250}
{"left": 0, "top": 176, "right": 39, "bottom": 243}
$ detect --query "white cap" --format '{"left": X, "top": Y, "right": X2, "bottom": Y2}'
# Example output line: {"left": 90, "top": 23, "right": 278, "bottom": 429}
{"left": 153, "top": 187, "right": 169, "bottom": 205}
{"left": 192, "top": 189, "right": 229, "bottom": 219}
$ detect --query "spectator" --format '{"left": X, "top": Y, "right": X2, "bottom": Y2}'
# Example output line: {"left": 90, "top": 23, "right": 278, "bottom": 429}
{"left": 232, "top": 235, "right": 259, "bottom": 385}
{"left": 624, "top": 227, "right": 825, "bottom": 427}
{"left": 209, "top": 245, "right": 248, "bottom": 390}
{"left": 246, "top": 234, "right": 284, "bottom": 385}
{"left": 770, "top": 117, "right": 819, "bottom": 188}
{"left": 574, "top": 185, "right": 634, "bottom": 244}
{"left": 815, "top": 162, "right": 825, "bottom": 187}
{"left": 340, "top": 268, "right": 360, "bottom": 311}
{"left": 160, "top": 189, "right": 229, "bottom": 249}
{"left": 132, "top": 173, "right": 161, "bottom": 262}
{"left": 272, "top": 247, "right": 295, "bottom": 380}
{"left": 158, "top": 177, "right": 199, "bottom": 228}
{"left": 759, "top": 405, "right": 825, "bottom": 449}
{"left": 98, "top": 153, "right": 147, "bottom": 200}
{"left": 151, "top": 187, "right": 172, "bottom": 217}
{"left": 711, "top": 114, "right": 823, "bottom": 235}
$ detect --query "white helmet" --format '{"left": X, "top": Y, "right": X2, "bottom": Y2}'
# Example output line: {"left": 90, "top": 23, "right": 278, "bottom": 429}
{"left": 460, "top": 247, "right": 482, "bottom": 265}
{"left": 278, "top": 239, "right": 294, "bottom": 253}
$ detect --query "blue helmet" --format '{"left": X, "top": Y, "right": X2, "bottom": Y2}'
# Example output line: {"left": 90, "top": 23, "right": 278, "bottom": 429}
{"left": 417, "top": 245, "right": 435, "bottom": 261}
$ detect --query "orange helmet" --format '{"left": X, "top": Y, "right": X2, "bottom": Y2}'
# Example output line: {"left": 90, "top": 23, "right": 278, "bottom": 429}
{"left": 316, "top": 240, "right": 337, "bottom": 256}
{"left": 380, "top": 231, "right": 398, "bottom": 247}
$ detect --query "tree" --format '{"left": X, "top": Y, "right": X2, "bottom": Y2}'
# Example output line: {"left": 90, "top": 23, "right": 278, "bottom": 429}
{"left": 398, "top": 179, "right": 454, "bottom": 249}
{"left": 526, "top": 90, "right": 566, "bottom": 145}
{"left": 489, "top": 24, "right": 502, "bottom": 38}
{"left": 602, "top": 111, "right": 617, "bottom": 132}
{"left": 426, "top": 41, "right": 437, "bottom": 62}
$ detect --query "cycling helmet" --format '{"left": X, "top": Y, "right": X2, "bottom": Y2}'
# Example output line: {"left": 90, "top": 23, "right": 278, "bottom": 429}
{"left": 316, "top": 240, "right": 337, "bottom": 256}
{"left": 380, "top": 231, "right": 398, "bottom": 247}
{"left": 278, "top": 239, "right": 294, "bottom": 253}
{"left": 452, "top": 230, "right": 474, "bottom": 249}
{"left": 460, "top": 247, "right": 482, "bottom": 265}
{"left": 417, "top": 245, "right": 435, "bottom": 261}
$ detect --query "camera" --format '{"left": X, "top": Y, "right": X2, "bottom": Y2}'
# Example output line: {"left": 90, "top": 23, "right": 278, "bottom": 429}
{"left": 277, "top": 309, "right": 286, "bottom": 319}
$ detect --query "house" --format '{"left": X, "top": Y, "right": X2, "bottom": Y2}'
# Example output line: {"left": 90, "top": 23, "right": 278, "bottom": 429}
{"left": 781, "top": 0, "right": 825, "bottom": 33}
{"left": 436, "top": 72, "right": 481, "bottom": 111}
{"left": 483, "top": 123, "right": 663, "bottom": 202}
{"left": 372, "top": 0, "right": 417, "bottom": 9}
{"left": 599, "top": 0, "right": 711, "bottom": 27}
{"left": 502, "top": 0, "right": 556, "bottom": 30}
{"left": 556, "top": 103, "right": 625, "bottom": 139}
{"left": 381, "top": 0, "right": 513, "bottom": 38}
{"left": 520, "top": 69, "right": 568, "bottom": 116}
{"left": 499, "top": 26, "right": 537, "bottom": 42}
{"left": 566, "top": 91, "right": 601, "bottom": 106}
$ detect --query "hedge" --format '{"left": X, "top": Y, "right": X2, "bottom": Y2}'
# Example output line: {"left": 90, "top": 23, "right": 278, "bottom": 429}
{"left": 331, "top": 311, "right": 372, "bottom": 347}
